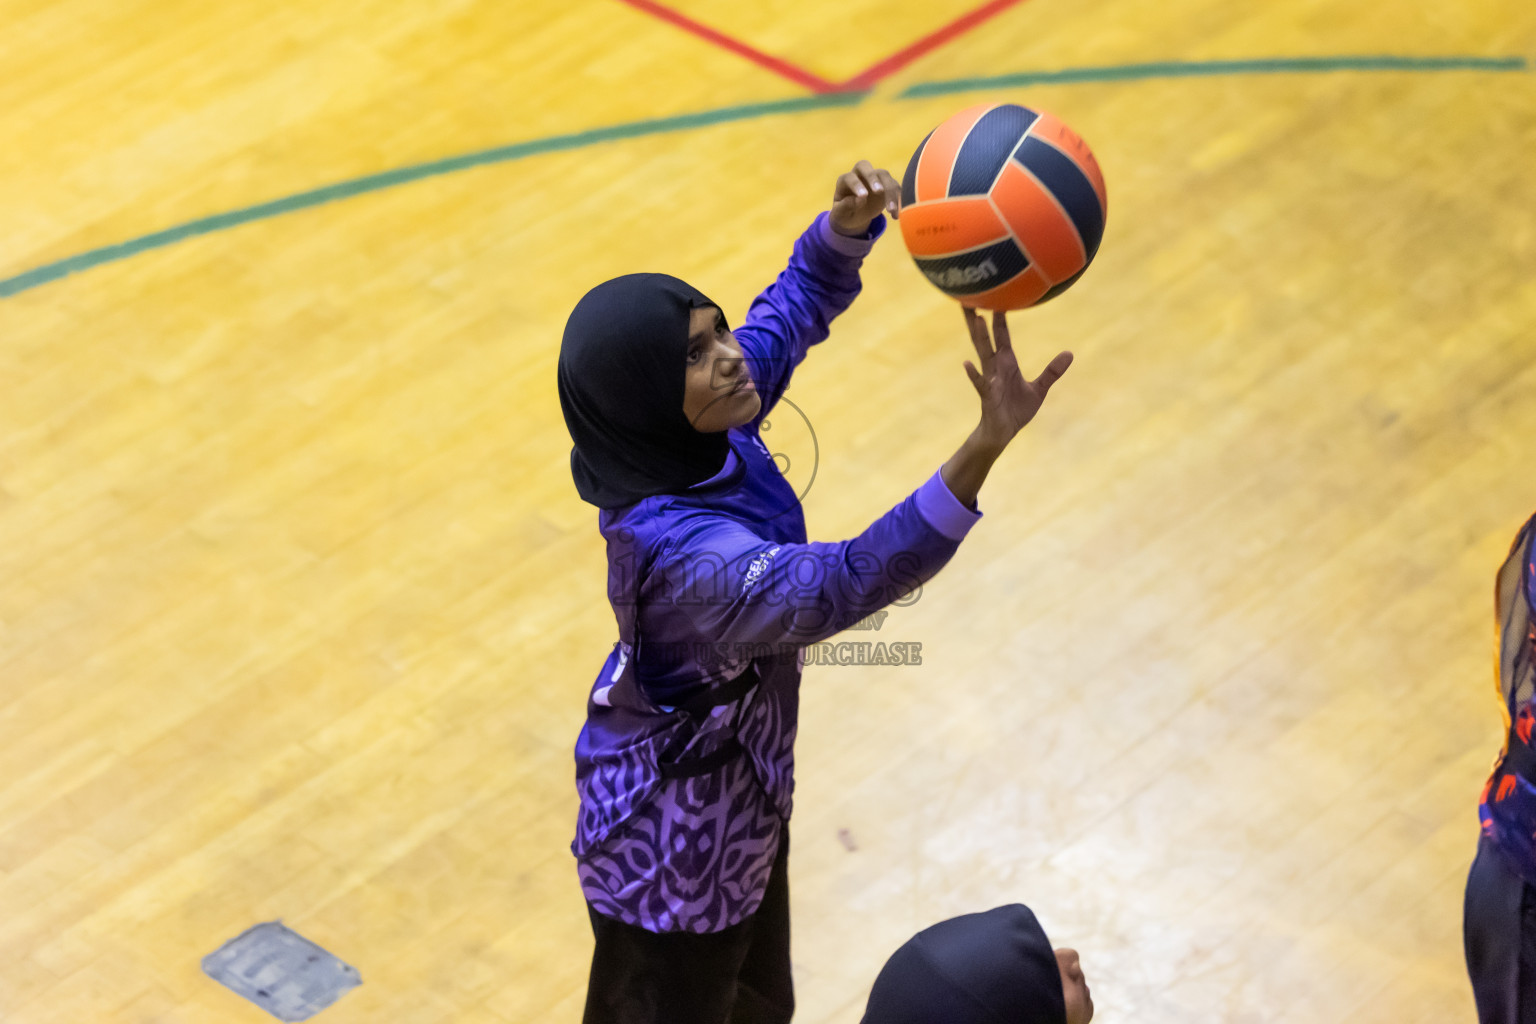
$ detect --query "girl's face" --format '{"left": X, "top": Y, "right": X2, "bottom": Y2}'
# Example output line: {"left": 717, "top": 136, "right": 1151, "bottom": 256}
{"left": 683, "top": 305, "right": 760, "bottom": 432}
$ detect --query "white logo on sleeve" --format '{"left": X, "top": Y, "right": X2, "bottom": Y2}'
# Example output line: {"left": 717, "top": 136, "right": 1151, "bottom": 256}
{"left": 742, "top": 546, "right": 780, "bottom": 594}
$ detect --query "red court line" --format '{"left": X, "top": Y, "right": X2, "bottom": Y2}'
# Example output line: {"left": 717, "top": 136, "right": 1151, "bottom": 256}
{"left": 841, "top": 0, "right": 1030, "bottom": 90}
{"left": 615, "top": 0, "right": 842, "bottom": 94}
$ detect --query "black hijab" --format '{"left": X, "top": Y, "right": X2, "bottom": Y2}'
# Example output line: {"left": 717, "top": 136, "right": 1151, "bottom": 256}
{"left": 557, "top": 273, "right": 732, "bottom": 509}
{"left": 861, "top": 904, "right": 1067, "bottom": 1024}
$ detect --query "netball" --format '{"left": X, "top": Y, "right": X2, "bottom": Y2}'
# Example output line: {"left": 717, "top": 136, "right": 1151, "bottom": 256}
{"left": 899, "top": 102, "right": 1107, "bottom": 310}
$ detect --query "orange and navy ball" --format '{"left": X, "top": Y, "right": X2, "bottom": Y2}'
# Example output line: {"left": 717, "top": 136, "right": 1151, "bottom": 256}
{"left": 899, "top": 103, "right": 1107, "bottom": 310}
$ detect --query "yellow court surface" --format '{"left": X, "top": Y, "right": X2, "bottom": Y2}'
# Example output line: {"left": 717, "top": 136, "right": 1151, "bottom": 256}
{"left": 2, "top": 1, "right": 1535, "bottom": 1021}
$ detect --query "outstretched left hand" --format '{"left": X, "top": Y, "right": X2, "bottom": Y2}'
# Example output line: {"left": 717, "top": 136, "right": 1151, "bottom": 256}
{"left": 830, "top": 160, "right": 901, "bottom": 237}
{"left": 962, "top": 307, "right": 1073, "bottom": 454}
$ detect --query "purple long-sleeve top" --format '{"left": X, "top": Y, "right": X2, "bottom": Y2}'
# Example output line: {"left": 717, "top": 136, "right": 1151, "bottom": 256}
{"left": 572, "top": 212, "right": 984, "bottom": 933}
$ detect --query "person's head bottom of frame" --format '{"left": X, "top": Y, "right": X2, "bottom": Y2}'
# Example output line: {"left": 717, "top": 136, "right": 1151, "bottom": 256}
{"left": 862, "top": 904, "right": 1093, "bottom": 1024}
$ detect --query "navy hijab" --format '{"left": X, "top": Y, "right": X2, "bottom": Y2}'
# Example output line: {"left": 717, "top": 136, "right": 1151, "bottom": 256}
{"left": 557, "top": 273, "right": 731, "bottom": 509}
{"left": 862, "top": 904, "right": 1067, "bottom": 1024}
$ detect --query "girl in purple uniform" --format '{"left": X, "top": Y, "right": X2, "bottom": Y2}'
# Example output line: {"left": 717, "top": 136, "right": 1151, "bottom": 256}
{"left": 557, "top": 160, "right": 1074, "bottom": 1024}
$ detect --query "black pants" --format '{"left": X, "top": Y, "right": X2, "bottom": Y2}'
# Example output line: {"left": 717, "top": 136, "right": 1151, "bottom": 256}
{"left": 582, "top": 830, "right": 793, "bottom": 1024}
{"left": 1466, "top": 834, "right": 1536, "bottom": 1023}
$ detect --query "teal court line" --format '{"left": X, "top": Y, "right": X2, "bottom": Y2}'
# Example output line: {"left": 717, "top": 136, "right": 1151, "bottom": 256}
{"left": 0, "top": 54, "right": 1526, "bottom": 301}
{"left": 0, "top": 92, "right": 867, "bottom": 300}
{"left": 900, "top": 54, "right": 1529, "bottom": 96}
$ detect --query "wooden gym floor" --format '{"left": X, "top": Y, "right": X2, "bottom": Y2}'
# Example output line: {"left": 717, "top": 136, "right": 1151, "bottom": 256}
{"left": 2, "top": 1, "right": 1534, "bottom": 1020}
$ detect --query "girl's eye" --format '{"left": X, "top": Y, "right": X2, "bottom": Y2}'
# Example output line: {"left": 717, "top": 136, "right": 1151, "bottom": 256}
{"left": 715, "top": 317, "right": 729, "bottom": 336}
{"left": 687, "top": 348, "right": 703, "bottom": 365}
